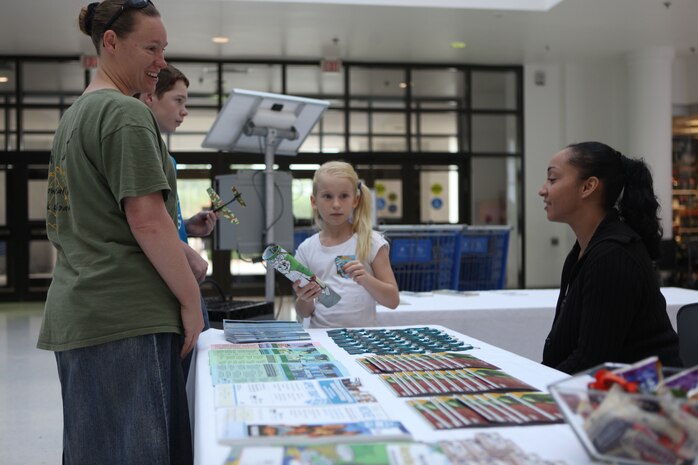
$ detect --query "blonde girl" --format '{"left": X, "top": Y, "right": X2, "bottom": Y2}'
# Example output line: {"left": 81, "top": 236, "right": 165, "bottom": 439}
{"left": 293, "top": 161, "right": 399, "bottom": 328}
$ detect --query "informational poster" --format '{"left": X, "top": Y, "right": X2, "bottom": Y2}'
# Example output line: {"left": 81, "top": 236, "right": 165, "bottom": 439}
{"left": 420, "top": 171, "right": 450, "bottom": 223}
{"left": 374, "top": 179, "right": 402, "bottom": 220}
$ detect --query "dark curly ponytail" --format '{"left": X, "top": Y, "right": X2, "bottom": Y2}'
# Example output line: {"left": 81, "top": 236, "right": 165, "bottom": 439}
{"left": 566, "top": 141, "right": 662, "bottom": 259}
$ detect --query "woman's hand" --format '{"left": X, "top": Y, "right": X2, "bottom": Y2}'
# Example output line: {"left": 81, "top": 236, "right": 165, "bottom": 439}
{"left": 183, "top": 244, "right": 208, "bottom": 283}
{"left": 180, "top": 301, "right": 204, "bottom": 358}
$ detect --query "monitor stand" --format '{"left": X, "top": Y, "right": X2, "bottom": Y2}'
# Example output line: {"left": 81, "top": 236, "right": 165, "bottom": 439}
{"left": 244, "top": 122, "right": 298, "bottom": 303}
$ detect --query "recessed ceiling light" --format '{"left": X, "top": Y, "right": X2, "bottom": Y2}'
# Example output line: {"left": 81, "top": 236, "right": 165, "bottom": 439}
{"left": 0, "top": 76, "right": 8, "bottom": 83}
{"left": 212, "top": 36, "right": 230, "bottom": 44}
{"left": 450, "top": 41, "right": 466, "bottom": 49}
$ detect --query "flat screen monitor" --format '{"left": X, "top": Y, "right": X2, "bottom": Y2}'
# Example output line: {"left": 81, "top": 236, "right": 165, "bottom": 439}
{"left": 213, "top": 170, "right": 294, "bottom": 255}
{"left": 201, "top": 88, "right": 330, "bottom": 156}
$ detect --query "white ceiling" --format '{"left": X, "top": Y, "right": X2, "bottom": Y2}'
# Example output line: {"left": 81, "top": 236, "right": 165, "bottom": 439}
{"left": 223, "top": 0, "right": 565, "bottom": 10}
{"left": 1, "top": 0, "right": 697, "bottom": 65}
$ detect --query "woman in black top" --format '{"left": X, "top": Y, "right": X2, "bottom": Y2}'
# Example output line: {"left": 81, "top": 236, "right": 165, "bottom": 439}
{"left": 538, "top": 141, "right": 681, "bottom": 374}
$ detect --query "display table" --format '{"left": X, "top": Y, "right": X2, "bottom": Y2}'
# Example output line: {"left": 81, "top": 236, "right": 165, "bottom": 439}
{"left": 376, "top": 287, "right": 698, "bottom": 362}
{"left": 190, "top": 325, "right": 593, "bottom": 465}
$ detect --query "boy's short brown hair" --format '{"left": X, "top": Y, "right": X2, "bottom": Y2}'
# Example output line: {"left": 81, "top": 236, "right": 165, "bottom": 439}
{"left": 153, "top": 64, "right": 190, "bottom": 98}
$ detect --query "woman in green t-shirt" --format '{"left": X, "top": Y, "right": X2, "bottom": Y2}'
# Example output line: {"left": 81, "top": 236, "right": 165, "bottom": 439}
{"left": 39, "top": 1, "right": 203, "bottom": 463}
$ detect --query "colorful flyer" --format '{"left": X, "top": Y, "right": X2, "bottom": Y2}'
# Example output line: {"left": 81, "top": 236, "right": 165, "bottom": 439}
{"left": 334, "top": 255, "right": 355, "bottom": 279}
{"left": 409, "top": 392, "right": 562, "bottom": 429}
{"left": 213, "top": 378, "right": 377, "bottom": 408}
{"left": 216, "top": 404, "right": 412, "bottom": 445}
{"left": 263, "top": 244, "right": 341, "bottom": 307}
{"left": 210, "top": 361, "right": 349, "bottom": 385}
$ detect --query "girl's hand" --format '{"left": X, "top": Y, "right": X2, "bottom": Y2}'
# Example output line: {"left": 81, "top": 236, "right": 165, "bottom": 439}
{"left": 293, "top": 280, "right": 322, "bottom": 303}
{"left": 343, "top": 260, "right": 368, "bottom": 285}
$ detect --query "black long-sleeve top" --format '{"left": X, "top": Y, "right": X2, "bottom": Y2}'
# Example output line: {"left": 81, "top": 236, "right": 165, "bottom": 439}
{"left": 542, "top": 211, "right": 682, "bottom": 374}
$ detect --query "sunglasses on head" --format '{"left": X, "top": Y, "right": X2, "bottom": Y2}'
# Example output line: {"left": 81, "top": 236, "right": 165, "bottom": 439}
{"left": 103, "top": 0, "right": 153, "bottom": 33}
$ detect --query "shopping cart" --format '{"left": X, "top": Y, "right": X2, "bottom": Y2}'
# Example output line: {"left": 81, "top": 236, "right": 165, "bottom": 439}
{"left": 453, "top": 225, "right": 510, "bottom": 290}
{"left": 378, "top": 224, "right": 462, "bottom": 292}
{"left": 293, "top": 226, "right": 317, "bottom": 253}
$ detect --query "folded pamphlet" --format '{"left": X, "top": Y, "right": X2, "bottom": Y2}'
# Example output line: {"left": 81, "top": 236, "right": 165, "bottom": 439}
{"left": 263, "top": 244, "right": 341, "bottom": 308}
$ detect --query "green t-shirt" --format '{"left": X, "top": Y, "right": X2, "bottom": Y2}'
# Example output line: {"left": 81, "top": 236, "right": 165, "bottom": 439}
{"left": 38, "top": 89, "right": 182, "bottom": 351}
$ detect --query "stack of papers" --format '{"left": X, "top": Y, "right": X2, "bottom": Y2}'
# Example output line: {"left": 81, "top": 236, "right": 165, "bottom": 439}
{"left": 223, "top": 320, "right": 310, "bottom": 343}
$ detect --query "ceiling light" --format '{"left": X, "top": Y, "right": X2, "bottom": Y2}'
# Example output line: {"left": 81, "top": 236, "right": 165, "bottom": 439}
{"left": 212, "top": 36, "right": 230, "bottom": 44}
{"left": 450, "top": 41, "right": 467, "bottom": 49}
{"left": 399, "top": 82, "right": 408, "bottom": 89}
{"left": 0, "top": 76, "right": 8, "bottom": 83}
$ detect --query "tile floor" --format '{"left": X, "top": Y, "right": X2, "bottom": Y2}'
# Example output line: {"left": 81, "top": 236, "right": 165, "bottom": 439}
{"left": 0, "top": 298, "right": 296, "bottom": 465}
{"left": 0, "top": 301, "right": 62, "bottom": 465}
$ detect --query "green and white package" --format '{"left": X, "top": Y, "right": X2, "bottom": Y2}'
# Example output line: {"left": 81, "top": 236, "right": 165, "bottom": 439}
{"left": 263, "top": 244, "right": 341, "bottom": 308}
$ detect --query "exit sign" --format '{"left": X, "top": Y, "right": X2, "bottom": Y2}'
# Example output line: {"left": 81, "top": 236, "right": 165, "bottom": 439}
{"left": 321, "top": 58, "right": 342, "bottom": 73}
{"left": 81, "top": 55, "right": 98, "bottom": 69}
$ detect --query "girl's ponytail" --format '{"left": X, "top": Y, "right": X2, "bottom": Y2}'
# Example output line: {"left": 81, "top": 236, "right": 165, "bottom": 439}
{"left": 352, "top": 182, "right": 373, "bottom": 263}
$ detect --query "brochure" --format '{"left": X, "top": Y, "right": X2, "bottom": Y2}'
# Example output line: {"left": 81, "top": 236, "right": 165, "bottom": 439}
{"left": 357, "top": 352, "right": 499, "bottom": 374}
{"left": 214, "top": 377, "right": 377, "bottom": 408}
{"left": 223, "top": 319, "right": 310, "bottom": 344}
{"left": 210, "top": 342, "right": 322, "bottom": 351}
{"left": 263, "top": 244, "right": 341, "bottom": 308}
{"left": 379, "top": 368, "right": 536, "bottom": 397}
{"left": 409, "top": 392, "right": 563, "bottom": 429}
{"left": 209, "top": 349, "right": 333, "bottom": 365}
{"left": 222, "top": 432, "right": 569, "bottom": 465}
{"left": 216, "top": 403, "right": 411, "bottom": 445}
{"left": 210, "top": 361, "right": 349, "bottom": 385}
{"left": 224, "top": 442, "right": 447, "bottom": 465}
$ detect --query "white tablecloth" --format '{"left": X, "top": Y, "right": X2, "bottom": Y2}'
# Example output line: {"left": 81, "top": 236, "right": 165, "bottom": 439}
{"left": 190, "top": 326, "right": 593, "bottom": 465}
{"left": 376, "top": 287, "right": 698, "bottom": 361}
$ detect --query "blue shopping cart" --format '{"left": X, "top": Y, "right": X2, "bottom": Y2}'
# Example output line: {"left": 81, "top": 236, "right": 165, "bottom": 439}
{"left": 378, "top": 225, "right": 462, "bottom": 292}
{"left": 452, "top": 226, "right": 510, "bottom": 290}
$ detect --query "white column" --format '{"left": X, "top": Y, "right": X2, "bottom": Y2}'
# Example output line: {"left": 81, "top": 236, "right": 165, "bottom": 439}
{"left": 626, "top": 47, "right": 674, "bottom": 238}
